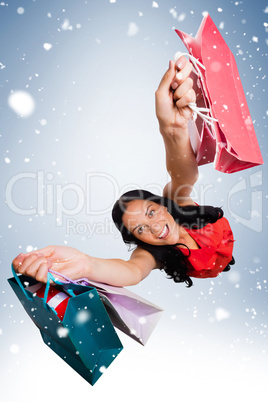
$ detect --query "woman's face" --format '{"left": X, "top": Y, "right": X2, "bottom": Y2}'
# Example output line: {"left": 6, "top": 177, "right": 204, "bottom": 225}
{"left": 122, "top": 199, "right": 181, "bottom": 246}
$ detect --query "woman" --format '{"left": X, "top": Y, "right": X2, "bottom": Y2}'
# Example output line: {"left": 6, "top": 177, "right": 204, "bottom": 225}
{"left": 12, "top": 56, "right": 234, "bottom": 287}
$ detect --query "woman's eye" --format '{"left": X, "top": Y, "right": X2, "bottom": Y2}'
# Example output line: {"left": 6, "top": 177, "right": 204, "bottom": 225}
{"left": 148, "top": 210, "right": 155, "bottom": 218}
{"left": 138, "top": 226, "right": 144, "bottom": 235}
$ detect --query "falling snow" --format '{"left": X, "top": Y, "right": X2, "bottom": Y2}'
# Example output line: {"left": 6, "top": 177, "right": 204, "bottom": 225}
{"left": 61, "top": 19, "right": 73, "bottom": 31}
{"left": 138, "top": 317, "right": 147, "bottom": 324}
{"left": 215, "top": 307, "right": 231, "bottom": 322}
{"left": 169, "top": 8, "right": 177, "bottom": 19}
{"left": 127, "top": 22, "right": 139, "bottom": 36}
{"left": 178, "top": 13, "right": 186, "bottom": 22}
{"left": 56, "top": 327, "right": 69, "bottom": 338}
{"left": 43, "top": 43, "right": 53, "bottom": 51}
{"left": 10, "top": 344, "right": 20, "bottom": 354}
{"left": 8, "top": 91, "right": 35, "bottom": 117}
{"left": 74, "top": 310, "right": 92, "bottom": 325}
{"left": 17, "top": 7, "right": 24, "bottom": 15}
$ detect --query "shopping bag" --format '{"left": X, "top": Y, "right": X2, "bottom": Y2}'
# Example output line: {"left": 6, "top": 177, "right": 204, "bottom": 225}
{"left": 48, "top": 270, "right": 163, "bottom": 345}
{"left": 56, "top": 274, "right": 164, "bottom": 345}
{"left": 88, "top": 280, "right": 163, "bottom": 345}
{"left": 175, "top": 13, "right": 263, "bottom": 173}
{"left": 8, "top": 266, "right": 123, "bottom": 385}
{"left": 25, "top": 281, "right": 70, "bottom": 320}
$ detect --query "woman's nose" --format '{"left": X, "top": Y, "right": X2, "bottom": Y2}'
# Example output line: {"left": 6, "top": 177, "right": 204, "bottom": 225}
{"left": 150, "top": 222, "right": 162, "bottom": 235}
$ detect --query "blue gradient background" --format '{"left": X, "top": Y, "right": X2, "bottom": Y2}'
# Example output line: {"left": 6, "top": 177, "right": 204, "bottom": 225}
{"left": 1, "top": 1, "right": 267, "bottom": 401}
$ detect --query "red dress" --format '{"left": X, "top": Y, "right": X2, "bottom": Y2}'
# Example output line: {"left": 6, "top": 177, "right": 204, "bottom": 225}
{"left": 178, "top": 217, "right": 235, "bottom": 278}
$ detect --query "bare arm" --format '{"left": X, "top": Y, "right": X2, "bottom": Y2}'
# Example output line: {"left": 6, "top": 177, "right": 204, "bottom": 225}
{"left": 161, "top": 131, "right": 198, "bottom": 206}
{"left": 155, "top": 58, "right": 199, "bottom": 206}
{"left": 12, "top": 245, "right": 157, "bottom": 287}
{"left": 89, "top": 247, "right": 157, "bottom": 286}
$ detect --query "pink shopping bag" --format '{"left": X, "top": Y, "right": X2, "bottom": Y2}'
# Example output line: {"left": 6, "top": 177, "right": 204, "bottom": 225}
{"left": 175, "top": 13, "right": 263, "bottom": 173}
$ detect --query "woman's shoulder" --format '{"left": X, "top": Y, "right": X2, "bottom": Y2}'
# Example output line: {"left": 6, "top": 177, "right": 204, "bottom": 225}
{"left": 130, "top": 247, "right": 165, "bottom": 270}
{"left": 130, "top": 247, "right": 159, "bottom": 267}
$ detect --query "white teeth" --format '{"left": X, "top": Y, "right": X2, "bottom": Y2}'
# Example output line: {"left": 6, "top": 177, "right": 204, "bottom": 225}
{"left": 159, "top": 225, "right": 168, "bottom": 239}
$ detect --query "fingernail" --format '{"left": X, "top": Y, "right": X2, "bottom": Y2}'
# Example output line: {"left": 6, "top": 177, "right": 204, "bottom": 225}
{"left": 176, "top": 72, "right": 183, "bottom": 81}
{"left": 171, "top": 81, "right": 178, "bottom": 90}
{"left": 176, "top": 57, "right": 186, "bottom": 70}
{"left": 169, "top": 60, "right": 172, "bottom": 70}
{"left": 37, "top": 253, "right": 44, "bottom": 257}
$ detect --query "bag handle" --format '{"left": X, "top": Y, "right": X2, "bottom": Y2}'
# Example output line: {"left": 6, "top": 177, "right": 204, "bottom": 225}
{"left": 49, "top": 269, "right": 92, "bottom": 288}
{"left": 174, "top": 51, "right": 218, "bottom": 125}
{"left": 11, "top": 265, "right": 75, "bottom": 310}
{"left": 43, "top": 272, "right": 76, "bottom": 310}
{"left": 49, "top": 269, "right": 77, "bottom": 284}
{"left": 174, "top": 51, "right": 206, "bottom": 75}
{"left": 11, "top": 264, "right": 34, "bottom": 302}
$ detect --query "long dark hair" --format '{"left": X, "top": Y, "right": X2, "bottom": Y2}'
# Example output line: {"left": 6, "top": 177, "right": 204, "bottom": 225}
{"left": 112, "top": 189, "right": 234, "bottom": 287}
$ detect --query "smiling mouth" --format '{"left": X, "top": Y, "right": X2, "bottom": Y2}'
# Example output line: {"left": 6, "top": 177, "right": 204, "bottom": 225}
{"left": 159, "top": 224, "right": 169, "bottom": 239}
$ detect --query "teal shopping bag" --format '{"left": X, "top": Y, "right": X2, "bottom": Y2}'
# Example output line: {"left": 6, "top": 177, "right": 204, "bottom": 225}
{"left": 8, "top": 266, "right": 123, "bottom": 385}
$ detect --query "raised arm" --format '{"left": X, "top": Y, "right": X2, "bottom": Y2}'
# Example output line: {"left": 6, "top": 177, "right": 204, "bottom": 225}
{"left": 155, "top": 58, "right": 199, "bottom": 206}
{"left": 12, "top": 245, "right": 157, "bottom": 287}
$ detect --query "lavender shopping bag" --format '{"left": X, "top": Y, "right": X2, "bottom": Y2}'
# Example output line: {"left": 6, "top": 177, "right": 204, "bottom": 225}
{"left": 85, "top": 280, "right": 164, "bottom": 345}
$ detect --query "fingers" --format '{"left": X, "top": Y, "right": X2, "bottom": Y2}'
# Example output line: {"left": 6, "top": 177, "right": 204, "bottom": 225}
{"left": 170, "top": 56, "right": 196, "bottom": 110}
{"left": 175, "top": 89, "right": 196, "bottom": 110}
{"left": 157, "top": 56, "right": 191, "bottom": 95}
{"left": 13, "top": 253, "right": 52, "bottom": 283}
{"left": 35, "top": 263, "right": 51, "bottom": 283}
{"left": 156, "top": 60, "right": 176, "bottom": 94}
{"left": 171, "top": 56, "right": 193, "bottom": 90}
{"left": 12, "top": 253, "right": 26, "bottom": 269}
{"left": 173, "top": 78, "right": 196, "bottom": 109}
{"left": 22, "top": 246, "right": 55, "bottom": 258}
{"left": 173, "top": 77, "right": 193, "bottom": 102}
{"left": 12, "top": 252, "right": 42, "bottom": 272}
{"left": 12, "top": 246, "right": 55, "bottom": 275}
